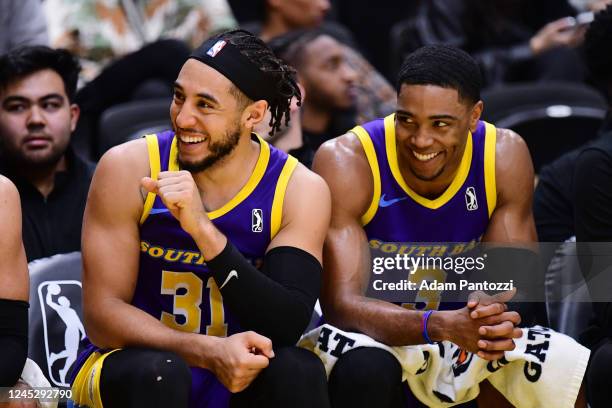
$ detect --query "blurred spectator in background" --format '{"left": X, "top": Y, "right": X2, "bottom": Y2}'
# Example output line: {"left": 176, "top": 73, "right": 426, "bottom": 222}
{"left": 254, "top": 84, "right": 305, "bottom": 159}
{"left": 333, "top": 0, "right": 422, "bottom": 81}
{"left": 0, "top": 0, "right": 49, "bottom": 55}
{"left": 570, "top": 0, "right": 612, "bottom": 11}
{"left": 572, "top": 5, "right": 612, "bottom": 407}
{"left": 44, "top": 0, "right": 236, "bottom": 81}
{"left": 239, "top": 0, "right": 396, "bottom": 126}
{"left": 44, "top": 0, "right": 237, "bottom": 159}
{"left": 0, "top": 46, "right": 94, "bottom": 262}
{"left": 258, "top": 0, "right": 330, "bottom": 42}
{"left": 403, "top": 0, "right": 588, "bottom": 87}
{"left": 267, "top": 30, "right": 357, "bottom": 168}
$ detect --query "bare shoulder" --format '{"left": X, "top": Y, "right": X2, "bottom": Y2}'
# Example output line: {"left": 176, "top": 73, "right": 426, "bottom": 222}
{"left": 313, "top": 132, "right": 373, "bottom": 217}
{"left": 97, "top": 137, "right": 149, "bottom": 175}
{"left": 495, "top": 127, "right": 534, "bottom": 196}
{"left": 314, "top": 132, "right": 370, "bottom": 175}
{"left": 288, "top": 161, "right": 330, "bottom": 194}
{"left": 0, "top": 175, "right": 21, "bottom": 236}
{"left": 87, "top": 138, "right": 151, "bottom": 221}
{"left": 495, "top": 128, "right": 531, "bottom": 165}
{"left": 0, "top": 175, "right": 19, "bottom": 207}
{"left": 284, "top": 161, "right": 331, "bottom": 221}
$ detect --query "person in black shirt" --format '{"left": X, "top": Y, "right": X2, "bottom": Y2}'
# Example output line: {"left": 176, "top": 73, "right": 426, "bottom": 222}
{"left": 534, "top": 148, "right": 582, "bottom": 242}
{"left": 408, "top": 0, "right": 587, "bottom": 87}
{"left": 0, "top": 46, "right": 94, "bottom": 262}
{"left": 572, "top": 5, "right": 612, "bottom": 407}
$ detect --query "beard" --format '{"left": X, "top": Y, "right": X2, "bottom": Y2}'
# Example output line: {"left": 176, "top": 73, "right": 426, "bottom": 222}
{"left": 0, "top": 135, "right": 67, "bottom": 170}
{"left": 177, "top": 126, "right": 241, "bottom": 173}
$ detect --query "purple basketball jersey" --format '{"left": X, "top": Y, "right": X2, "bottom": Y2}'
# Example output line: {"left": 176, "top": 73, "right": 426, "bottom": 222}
{"left": 353, "top": 114, "right": 497, "bottom": 311}
{"left": 73, "top": 131, "right": 298, "bottom": 408}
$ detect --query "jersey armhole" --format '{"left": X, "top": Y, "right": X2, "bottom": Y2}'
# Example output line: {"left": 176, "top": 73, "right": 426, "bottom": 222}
{"left": 139, "top": 134, "right": 161, "bottom": 225}
{"left": 483, "top": 122, "right": 497, "bottom": 218}
{"left": 270, "top": 156, "right": 299, "bottom": 239}
{"left": 351, "top": 126, "right": 381, "bottom": 226}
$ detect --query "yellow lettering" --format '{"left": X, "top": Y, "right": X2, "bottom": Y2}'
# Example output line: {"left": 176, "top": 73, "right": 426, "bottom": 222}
{"left": 381, "top": 243, "right": 397, "bottom": 253}
{"left": 164, "top": 249, "right": 184, "bottom": 262}
{"left": 149, "top": 246, "right": 164, "bottom": 258}
{"left": 181, "top": 252, "right": 200, "bottom": 264}
{"left": 429, "top": 246, "right": 448, "bottom": 257}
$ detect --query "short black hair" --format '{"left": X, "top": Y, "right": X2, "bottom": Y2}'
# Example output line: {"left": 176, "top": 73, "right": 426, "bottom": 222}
{"left": 584, "top": 4, "right": 612, "bottom": 88}
{"left": 216, "top": 29, "right": 301, "bottom": 136}
{"left": 0, "top": 46, "right": 81, "bottom": 102}
{"left": 397, "top": 45, "right": 482, "bottom": 104}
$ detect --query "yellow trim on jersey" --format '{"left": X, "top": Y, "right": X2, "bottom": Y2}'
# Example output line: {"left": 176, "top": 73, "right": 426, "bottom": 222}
{"left": 71, "top": 349, "right": 121, "bottom": 408}
{"left": 483, "top": 122, "right": 497, "bottom": 218}
{"left": 140, "top": 134, "right": 161, "bottom": 224}
{"left": 168, "top": 135, "right": 179, "bottom": 171}
{"left": 270, "top": 156, "right": 299, "bottom": 239}
{"left": 350, "top": 125, "right": 382, "bottom": 226}
{"left": 207, "top": 135, "right": 270, "bottom": 220}
{"left": 385, "top": 114, "right": 473, "bottom": 210}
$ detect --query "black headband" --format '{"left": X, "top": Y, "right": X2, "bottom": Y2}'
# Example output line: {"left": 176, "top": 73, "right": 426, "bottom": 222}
{"left": 189, "top": 37, "right": 277, "bottom": 103}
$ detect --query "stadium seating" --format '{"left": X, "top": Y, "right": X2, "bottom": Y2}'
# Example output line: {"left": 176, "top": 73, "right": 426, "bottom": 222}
{"left": 481, "top": 82, "right": 608, "bottom": 172}
{"left": 544, "top": 238, "right": 595, "bottom": 339}
{"left": 97, "top": 98, "right": 172, "bottom": 156}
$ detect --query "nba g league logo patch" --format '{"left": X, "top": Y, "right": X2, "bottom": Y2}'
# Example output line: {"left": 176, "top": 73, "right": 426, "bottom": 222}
{"left": 465, "top": 187, "right": 478, "bottom": 211}
{"left": 252, "top": 209, "right": 263, "bottom": 232}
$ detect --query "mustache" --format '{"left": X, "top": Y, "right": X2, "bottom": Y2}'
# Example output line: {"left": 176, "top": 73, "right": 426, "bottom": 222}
{"left": 24, "top": 132, "right": 52, "bottom": 139}
{"left": 173, "top": 125, "right": 207, "bottom": 136}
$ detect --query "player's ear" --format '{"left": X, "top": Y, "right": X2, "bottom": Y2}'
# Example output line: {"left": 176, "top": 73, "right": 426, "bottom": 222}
{"left": 469, "top": 100, "right": 484, "bottom": 132}
{"left": 243, "top": 100, "right": 268, "bottom": 130}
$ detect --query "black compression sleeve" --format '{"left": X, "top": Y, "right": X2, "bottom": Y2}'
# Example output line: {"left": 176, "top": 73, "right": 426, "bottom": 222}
{"left": 207, "top": 242, "right": 321, "bottom": 346}
{"left": 0, "top": 299, "right": 29, "bottom": 386}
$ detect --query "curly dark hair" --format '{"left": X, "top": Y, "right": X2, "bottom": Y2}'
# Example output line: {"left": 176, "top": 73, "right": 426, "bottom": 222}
{"left": 218, "top": 29, "right": 302, "bottom": 135}
{"left": 0, "top": 46, "right": 81, "bottom": 102}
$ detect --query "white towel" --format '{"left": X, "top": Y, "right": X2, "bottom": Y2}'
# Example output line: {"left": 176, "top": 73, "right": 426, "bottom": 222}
{"left": 299, "top": 324, "right": 589, "bottom": 408}
{"left": 19, "top": 358, "right": 58, "bottom": 408}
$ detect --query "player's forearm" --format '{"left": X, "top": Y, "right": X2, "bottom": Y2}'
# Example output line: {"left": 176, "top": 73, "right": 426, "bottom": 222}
{"left": 191, "top": 220, "right": 228, "bottom": 261}
{"left": 323, "top": 294, "right": 450, "bottom": 346}
{"left": 206, "top": 242, "right": 320, "bottom": 346}
{"left": 85, "top": 297, "right": 218, "bottom": 368}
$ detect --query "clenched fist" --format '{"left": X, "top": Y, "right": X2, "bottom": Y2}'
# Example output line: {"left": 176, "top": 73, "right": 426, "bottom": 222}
{"left": 208, "top": 331, "right": 274, "bottom": 393}
{"left": 141, "top": 171, "right": 208, "bottom": 237}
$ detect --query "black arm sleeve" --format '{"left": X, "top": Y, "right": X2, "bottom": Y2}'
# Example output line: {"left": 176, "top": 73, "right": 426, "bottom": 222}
{"left": 0, "top": 299, "right": 29, "bottom": 387}
{"left": 207, "top": 242, "right": 321, "bottom": 346}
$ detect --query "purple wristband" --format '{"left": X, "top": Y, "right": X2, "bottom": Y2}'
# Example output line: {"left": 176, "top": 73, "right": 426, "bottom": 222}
{"left": 422, "top": 310, "right": 435, "bottom": 344}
